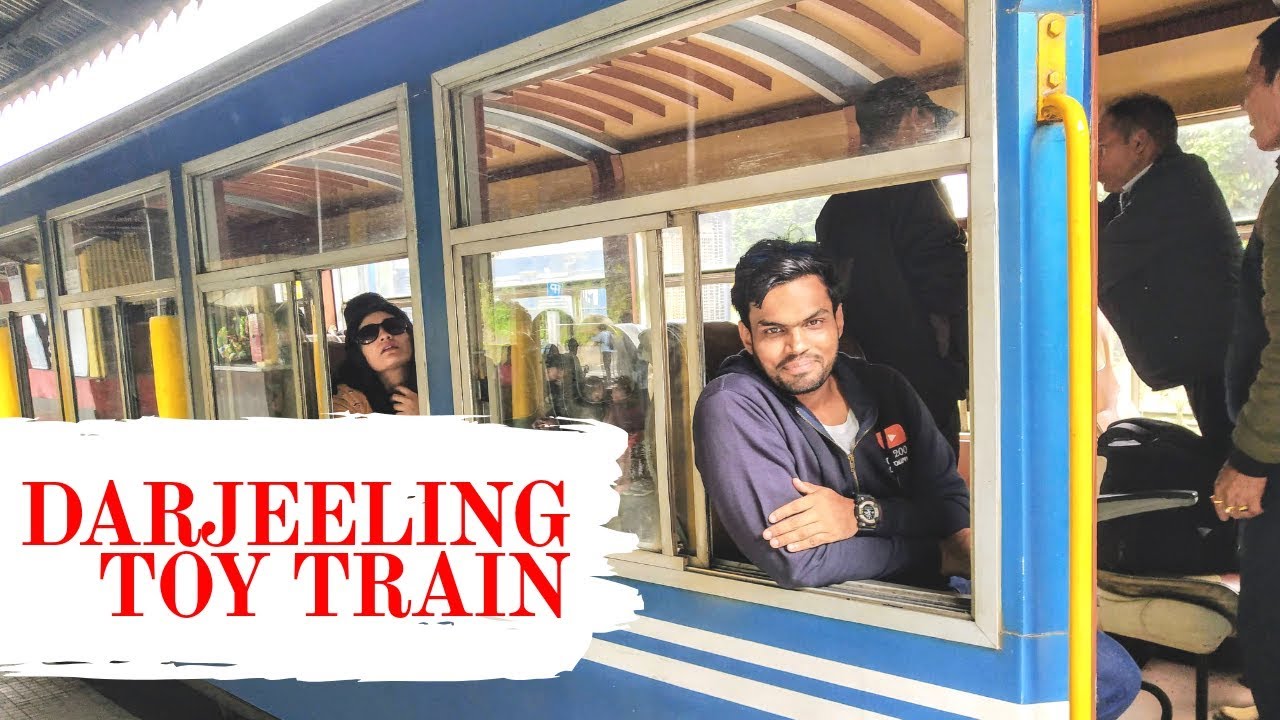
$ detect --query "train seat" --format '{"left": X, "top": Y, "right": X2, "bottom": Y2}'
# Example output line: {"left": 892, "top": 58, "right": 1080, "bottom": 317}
{"left": 1097, "top": 491, "right": 1240, "bottom": 720}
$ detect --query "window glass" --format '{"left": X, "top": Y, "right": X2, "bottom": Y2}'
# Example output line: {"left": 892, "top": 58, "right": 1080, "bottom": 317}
{"left": 122, "top": 297, "right": 180, "bottom": 418}
{"left": 462, "top": 234, "right": 663, "bottom": 549}
{"left": 66, "top": 306, "right": 125, "bottom": 420}
{"left": 58, "top": 191, "right": 173, "bottom": 293}
{"left": 205, "top": 281, "right": 301, "bottom": 419}
{"left": 0, "top": 228, "right": 46, "bottom": 303}
{"left": 16, "top": 313, "right": 59, "bottom": 420}
{"left": 199, "top": 123, "right": 406, "bottom": 272}
{"left": 1179, "top": 114, "right": 1280, "bottom": 223}
{"left": 455, "top": 1, "right": 968, "bottom": 224}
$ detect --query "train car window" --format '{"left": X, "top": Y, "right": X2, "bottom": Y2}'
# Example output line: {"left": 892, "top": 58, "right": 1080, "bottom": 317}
{"left": 438, "top": 0, "right": 997, "bottom": 639}
{"left": 195, "top": 121, "right": 406, "bottom": 273}
{"left": 1179, "top": 113, "right": 1280, "bottom": 223}
{"left": 205, "top": 279, "right": 304, "bottom": 420}
{"left": 447, "top": 1, "right": 967, "bottom": 226}
{"left": 460, "top": 233, "right": 665, "bottom": 550}
{"left": 47, "top": 177, "right": 186, "bottom": 422}
{"left": 0, "top": 221, "right": 62, "bottom": 419}
{"left": 0, "top": 227, "right": 46, "bottom": 302}
{"left": 65, "top": 305, "right": 125, "bottom": 420}
{"left": 56, "top": 190, "right": 173, "bottom": 292}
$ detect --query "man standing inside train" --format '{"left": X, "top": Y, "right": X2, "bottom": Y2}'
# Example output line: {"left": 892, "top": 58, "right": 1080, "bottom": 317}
{"left": 1213, "top": 21, "right": 1280, "bottom": 719}
{"left": 1096, "top": 93, "right": 1240, "bottom": 459}
{"left": 816, "top": 77, "right": 968, "bottom": 456}
{"left": 692, "top": 240, "right": 1140, "bottom": 720}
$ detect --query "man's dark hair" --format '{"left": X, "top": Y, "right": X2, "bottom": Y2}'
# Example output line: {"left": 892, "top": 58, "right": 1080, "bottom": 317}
{"left": 1104, "top": 93, "right": 1178, "bottom": 156}
{"left": 1259, "top": 18, "right": 1280, "bottom": 84}
{"left": 731, "top": 239, "right": 842, "bottom": 323}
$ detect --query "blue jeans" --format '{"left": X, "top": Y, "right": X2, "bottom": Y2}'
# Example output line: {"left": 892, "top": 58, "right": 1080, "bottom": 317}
{"left": 951, "top": 578, "right": 1140, "bottom": 717}
{"left": 1097, "top": 631, "right": 1142, "bottom": 720}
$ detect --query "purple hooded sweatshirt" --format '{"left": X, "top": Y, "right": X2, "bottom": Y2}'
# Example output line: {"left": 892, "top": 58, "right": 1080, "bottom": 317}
{"left": 693, "top": 351, "right": 970, "bottom": 589}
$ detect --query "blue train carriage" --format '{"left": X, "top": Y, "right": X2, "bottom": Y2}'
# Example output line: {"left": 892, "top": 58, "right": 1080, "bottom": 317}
{"left": 6, "top": 0, "right": 1249, "bottom": 716}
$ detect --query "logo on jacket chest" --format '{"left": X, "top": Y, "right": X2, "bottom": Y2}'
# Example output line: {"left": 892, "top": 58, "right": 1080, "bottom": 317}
{"left": 875, "top": 423, "right": 910, "bottom": 467}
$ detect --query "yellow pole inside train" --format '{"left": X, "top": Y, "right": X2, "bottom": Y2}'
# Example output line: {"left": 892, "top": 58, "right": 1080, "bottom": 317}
{"left": 149, "top": 315, "right": 191, "bottom": 419}
{"left": 1044, "top": 79, "right": 1097, "bottom": 720}
{"left": 0, "top": 324, "right": 21, "bottom": 417}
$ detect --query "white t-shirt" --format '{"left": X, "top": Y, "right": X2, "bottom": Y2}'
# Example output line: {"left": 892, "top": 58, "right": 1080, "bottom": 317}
{"left": 822, "top": 410, "right": 860, "bottom": 454}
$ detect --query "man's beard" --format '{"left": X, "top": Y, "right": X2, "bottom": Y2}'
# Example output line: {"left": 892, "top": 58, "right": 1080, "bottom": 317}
{"left": 757, "top": 351, "right": 834, "bottom": 396}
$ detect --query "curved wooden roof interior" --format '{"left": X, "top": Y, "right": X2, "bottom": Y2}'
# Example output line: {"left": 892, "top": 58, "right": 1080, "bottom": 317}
{"left": 1099, "top": 0, "right": 1278, "bottom": 116}
{"left": 476, "top": 0, "right": 967, "bottom": 177}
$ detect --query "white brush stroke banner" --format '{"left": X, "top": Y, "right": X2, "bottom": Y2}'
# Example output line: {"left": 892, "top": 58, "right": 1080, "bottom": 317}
{"left": 0, "top": 416, "right": 641, "bottom": 681}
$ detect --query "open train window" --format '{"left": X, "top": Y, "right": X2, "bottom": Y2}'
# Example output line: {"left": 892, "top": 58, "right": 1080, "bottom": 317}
{"left": 46, "top": 176, "right": 187, "bottom": 421}
{"left": 437, "top": 0, "right": 1000, "bottom": 646}
{"left": 0, "top": 220, "right": 61, "bottom": 419}
{"left": 183, "top": 88, "right": 426, "bottom": 420}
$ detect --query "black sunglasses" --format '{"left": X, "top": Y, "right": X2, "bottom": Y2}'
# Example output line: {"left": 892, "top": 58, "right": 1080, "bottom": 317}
{"left": 355, "top": 317, "right": 409, "bottom": 345}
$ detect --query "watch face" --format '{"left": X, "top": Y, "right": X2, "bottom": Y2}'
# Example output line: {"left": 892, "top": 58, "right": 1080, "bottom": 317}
{"left": 856, "top": 496, "right": 881, "bottom": 528}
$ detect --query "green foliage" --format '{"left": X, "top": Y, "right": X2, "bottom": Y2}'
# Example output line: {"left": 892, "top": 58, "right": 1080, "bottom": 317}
{"left": 1180, "top": 117, "right": 1278, "bottom": 221}
{"left": 724, "top": 195, "right": 830, "bottom": 258}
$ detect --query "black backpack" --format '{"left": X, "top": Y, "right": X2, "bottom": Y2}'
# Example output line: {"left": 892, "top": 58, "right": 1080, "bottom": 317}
{"left": 1097, "top": 418, "right": 1238, "bottom": 574}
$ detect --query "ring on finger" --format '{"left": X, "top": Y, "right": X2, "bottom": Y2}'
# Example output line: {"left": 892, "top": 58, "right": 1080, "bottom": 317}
{"left": 1211, "top": 496, "right": 1224, "bottom": 505}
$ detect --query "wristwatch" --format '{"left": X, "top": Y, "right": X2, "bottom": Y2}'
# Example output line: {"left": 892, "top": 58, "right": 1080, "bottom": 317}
{"left": 855, "top": 494, "right": 882, "bottom": 531}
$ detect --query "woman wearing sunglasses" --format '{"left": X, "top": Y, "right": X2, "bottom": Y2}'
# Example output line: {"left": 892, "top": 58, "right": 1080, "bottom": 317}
{"left": 331, "top": 292, "right": 419, "bottom": 415}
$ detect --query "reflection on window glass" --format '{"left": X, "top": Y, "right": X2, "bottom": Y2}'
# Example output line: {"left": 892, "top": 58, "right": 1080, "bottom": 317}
{"left": 462, "top": 234, "right": 662, "bottom": 549}
{"left": 58, "top": 191, "right": 173, "bottom": 293}
{"left": 330, "top": 258, "right": 413, "bottom": 334}
{"left": 1179, "top": 114, "right": 1280, "bottom": 222}
{"left": 0, "top": 229, "right": 46, "bottom": 303}
{"left": 200, "top": 123, "right": 406, "bottom": 272}
{"left": 458, "top": 3, "right": 967, "bottom": 223}
{"left": 206, "top": 282, "right": 300, "bottom": 419}
{"left": 19, "top": 313, "right": 59, "bottom": 420}
{"left": 66, "top": 306, "right": 125, "bottom": 420}
{"left": 123, "top": 297, "right": 179, "bottom": 418}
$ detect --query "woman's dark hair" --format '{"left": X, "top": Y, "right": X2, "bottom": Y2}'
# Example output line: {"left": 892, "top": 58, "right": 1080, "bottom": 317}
{"left": 1260, "top": 18, "right": 1280, "bottom": 84}
{"left": 730, "top": 239, "right": 842, "bottom": 322}
{"left": 335, "top": 292, "right": 416, "bottom": 414}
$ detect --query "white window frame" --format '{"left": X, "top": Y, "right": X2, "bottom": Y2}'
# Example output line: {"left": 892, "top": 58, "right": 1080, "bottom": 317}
{"left": 433, "top": 0, "right": 1001, "bottom": 648}
{"left": 46, "top": 173, "right": 188, "bottom": 420}
{"left": 181, "top": 86, "right": 427, "bottom": 420}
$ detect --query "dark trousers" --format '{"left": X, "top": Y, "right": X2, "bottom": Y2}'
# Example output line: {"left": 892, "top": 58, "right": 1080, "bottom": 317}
{"left": 1185, "top": 373, "right": 1233, "bottom": 461}
{"left": 1239, "top": 486, "right": 1280, "bottom": 717}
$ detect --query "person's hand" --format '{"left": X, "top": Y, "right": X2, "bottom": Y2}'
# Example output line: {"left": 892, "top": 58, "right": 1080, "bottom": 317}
{"left": 391, "top": 386, "right": 419, "bottom": 415}
{"left": 332, "top": 385, "right": 372, "bottom": 415}
{"left": 1212, "top": 465, "right": 1267, "bottom": 521}
{"left": 762, "top": 478, "right": 858, "bottom": 552}
{"left": 939, "top": 527, "right": 972, "bottom": 579}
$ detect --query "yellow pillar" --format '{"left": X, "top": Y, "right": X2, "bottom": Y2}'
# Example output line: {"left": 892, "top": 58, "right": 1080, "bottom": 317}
{"left": 0, "top": 325, "right": 22, "bottom": 417}
{"left": 509, "top": 310, "right": 542, "bottom": 422}
{"left": 149, "top": 315, "right": 190, "bottom": 419}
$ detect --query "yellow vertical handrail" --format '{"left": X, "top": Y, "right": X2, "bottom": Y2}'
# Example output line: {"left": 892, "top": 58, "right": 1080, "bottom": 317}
{"left": 0, "top": 324, "right": 22, "bottom": 417}
{"left": 149, "top": 315, "right": 191, "bottom": 419}
{"left": 1043, "top": 89, "right": 1096, "bottom": 719}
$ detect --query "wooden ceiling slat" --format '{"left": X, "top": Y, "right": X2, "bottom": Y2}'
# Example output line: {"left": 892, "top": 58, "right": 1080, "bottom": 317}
{"left": 254, "top": 167, "right": 364, "bottom": 192}
{"left": 484, "top": 130, "right": 516, "bottom": 152}
{"left": 901, "top": 0, "right": 964, "bottom": 38}
{"left": 615, "top": 52, "right": 735, "bottom": 100}
{"left": 594, "top": 64, "right": 699, "bottom": 109}
{"left": 222, "top": 182, "right": 314, "bottom": 208}
{"left": 521, "top": 85, "right": 634, "bottom": 125}
{"left": 818, "top": 0, "right": 922, "bottom": 56}
{"left": 661, "top": 39, "right": 773, "bottom": 90}
{"left": 556, "top": 75, "right": 668, "bottom": 117}
{"left": 490, "top": 94, "right": 608, "bottom": 132}
{"left": 326, "top": 144, "right": 402, "bottom": 164}
{"left": 485, "top": 127, "right": 543, "bottom": 148}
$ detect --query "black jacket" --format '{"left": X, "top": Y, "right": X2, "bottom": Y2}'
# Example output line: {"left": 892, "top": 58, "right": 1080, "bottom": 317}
{"left": 1098, "top": 146, "right": 1241, "bottom": 390}
{"left": 693, "top": 352, "right": 970, "bottom": 589}
{"left": 815, "top": 181, "right": 969, "bottom": 419}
